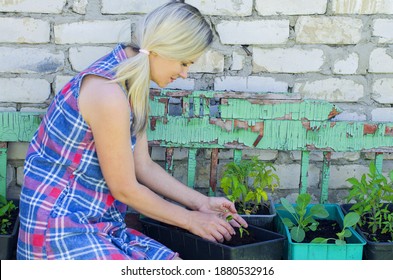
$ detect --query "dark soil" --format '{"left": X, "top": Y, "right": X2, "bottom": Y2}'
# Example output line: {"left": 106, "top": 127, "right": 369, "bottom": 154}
{"left": 359, "top": 224, "right": 393, "bottom": 243}
{"left": 224, "top": 226, "right": 259, "bottom": 246}
{"left": 302, "top": 219, "right": 341, "bottom": 243}
{"left": 236, "top": 202, "right": 270, "bottom": 215}
{"left": 151, "top": 220, "right": 261, "bottom": 247}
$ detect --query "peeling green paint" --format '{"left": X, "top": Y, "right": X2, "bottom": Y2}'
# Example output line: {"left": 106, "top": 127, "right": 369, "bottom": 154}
{"left": 300, "top": 151, "right": 310, "bottom": 194}
{"left": 0, "top": 112, "right": 41, "bottom": 142}
{"left": 187, "top": 148, "right": 197, "bottom": 188}
{"left": 0, "top": 147, "right": 7, "bottom": 198}
{"left": 220, "top": 99, "right": 340, "bottom": 121}
{"left": 148, "top": 116, "right": 393, "bottom": 152}
{"left": 2, "top": 90, "right": 393, "bottom": 203}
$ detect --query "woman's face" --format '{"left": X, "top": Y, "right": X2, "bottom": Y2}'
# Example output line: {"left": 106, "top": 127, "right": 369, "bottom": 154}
{"left": 149, "top": 53, "right": 193, "bottom": 88}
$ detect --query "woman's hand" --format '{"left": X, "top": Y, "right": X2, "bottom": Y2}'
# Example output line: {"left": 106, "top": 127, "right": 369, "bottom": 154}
{"left": 195, "top": 197, "right": 248, "bottom": 231}
{"left": 186, "top": 210, "right": 236, "bottom": 243}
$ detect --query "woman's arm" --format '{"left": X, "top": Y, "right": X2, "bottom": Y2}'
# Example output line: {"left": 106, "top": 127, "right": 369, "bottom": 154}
{"left": 78, "top": 76, "right": 236, "bottom": 242}
{"left": 133, "top": 132, "right": 208, "bottom": 211}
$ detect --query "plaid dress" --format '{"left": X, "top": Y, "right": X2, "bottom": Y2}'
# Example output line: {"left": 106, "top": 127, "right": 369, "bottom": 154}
{"left": 17, "top": 44, "right": 177, "bottom": 260}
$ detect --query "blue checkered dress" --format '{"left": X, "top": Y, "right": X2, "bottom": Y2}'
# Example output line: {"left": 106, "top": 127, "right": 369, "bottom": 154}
{"left": 17, "top": 44, "right": 177, "bottom": 260}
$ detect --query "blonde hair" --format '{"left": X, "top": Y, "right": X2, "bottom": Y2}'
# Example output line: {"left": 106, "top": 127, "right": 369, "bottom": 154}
{"left": 114, "top": 2, "right": 213, "bottom": 135}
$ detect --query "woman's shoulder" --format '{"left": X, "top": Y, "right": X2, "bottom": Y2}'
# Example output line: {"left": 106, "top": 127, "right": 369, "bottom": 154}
{"left": 79, "top": 75, "right": 130, "bottom": 125}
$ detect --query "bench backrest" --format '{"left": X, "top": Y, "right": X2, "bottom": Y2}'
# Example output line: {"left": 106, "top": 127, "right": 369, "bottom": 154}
{"left": 1, "top": 89, "right": 393, "bottom": 201}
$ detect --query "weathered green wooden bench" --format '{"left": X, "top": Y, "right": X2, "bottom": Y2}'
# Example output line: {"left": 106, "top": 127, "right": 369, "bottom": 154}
{"left": 1, "top": 89, "right": 393, "bottom": 202}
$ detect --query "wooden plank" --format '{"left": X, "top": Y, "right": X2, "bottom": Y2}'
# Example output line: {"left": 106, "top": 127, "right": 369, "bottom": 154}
{"left": 375, "top": 152, "right": 384, "bottom": 174}
{"left": 148, "top": 117, "right": 393, "bottom": 152}
{"left": 165, "top": 148, "right": 174, "bottom": 175}
{"left": 320, "top": 152, "right": 332, "bottom": 204}
{"left": 187, "top": 148, "right": 197, "bottom": 188}
{"left": 233, "top": 149, "right": 242, "bottom": 164}
{"left": 299, "top": 151, "right": 310, "bottom": 194}
{"left": 0, "top": 143, "right": 7, "bottom": 198}
{"left": 209, "top": 148, "right": 219, "bottom": 194}
{"left": 0, "top": 112, "right": 41, "bottom": 142}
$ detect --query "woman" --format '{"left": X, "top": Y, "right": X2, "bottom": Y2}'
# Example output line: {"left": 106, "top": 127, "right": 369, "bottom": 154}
{"left": 17, "top": 1, "right": 246, "bottom": 260}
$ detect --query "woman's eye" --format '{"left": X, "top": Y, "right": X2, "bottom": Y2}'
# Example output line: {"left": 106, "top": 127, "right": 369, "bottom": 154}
{"left": 182, "top": 63, "right": 188, "bottom": 67}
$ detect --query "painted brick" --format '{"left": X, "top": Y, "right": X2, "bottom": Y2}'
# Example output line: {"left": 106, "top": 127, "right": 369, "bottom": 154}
{"left": 333, "top": 53, "right": 359, "bottom": 74}
{"left": 151, "top": 147, "right": 188, "bottom": 161}
{"left": 0, "top": 107, "right": 16, "bottom": 112}
{"left": 17, "top": 167, "right": 24, "bottom": 186}
{"left": 72, "top": 0, "right": 88, "bottom": 14}
{"left": 0, "top": 47, "right": 64, "bottom": 73}
{"left": 7, "top": 143, "right": 29, "bottom": 160}
{"left": 332, "top": 0, "right": 393, "bottom": 14}
{"left": 150, "top": 79, "right": 195, "bottom": 90}
{"left": 214, "top": 76, "right": 288, "bottom": 93}
{"left": 253, "top": 47, "right": 324, "bottom": 73}
{"left": 0, "top": 18, "right": 50, "bottom": 43}
{"left": 215, "top": 149, "right": 278, "bottom": 160}
{"left": 255, "top": 0, "right": 327, "bottom": 15}
{"left": 372, "top": 78, "right": 393, "bottom": 104}
{"left": 371, "top": 108, "right": 393, "bottom": 121}
{"left": 189, "top": 50, "right": 224, "bottom": 73}
{"left": 54, "top": 20, "right": 131, "bottom": 44}
{"left": 230, "top": 50, "right": 245, "bottom": 71}
{"left": 0, "top": 0, "right": 66, "bottom": 13}
{"left": 216, "top": 20, "right": 289, "bottom": 45}
{"left": 329, "top": 165, "right": 370, "bottom": 189}
{"left": 294, "top": 78, "right": 364, "bottom": 102}
{"left": 69, "top": 46, "right": 113, "bottom": 71}
{"left": 185, "top": 0, "right": 253, "bottom": 16}
{"left": 373, "top": 19, "right": 393, "bottom": 43}
{"left": 369, "top": 48, "right": 393, "bottom": 73}
{"left": 296, "top": 16, "right": 363, "bottom": 44}
{"left": 6, "top": 165, "right": 14, "bottom": 188}
{"left": 20, "top": 107, "right": 47, "bottom": 113}
{"left": 0, "top": 78, "right": 50, "bottom": 103}
{"left": 291, "top": 151, "right": 360, "bottom": 161}
{"left": 331, "top": 111, "right": 367, "bottom": 121}
{"left": 101, "top": 0, "right": 168, "bottom": 14}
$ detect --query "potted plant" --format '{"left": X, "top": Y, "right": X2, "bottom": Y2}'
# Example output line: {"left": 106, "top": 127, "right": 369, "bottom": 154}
{"left": 0, "top": 195, "right": 19, "bottom": 260}
{"left": 220, "top": 156, "right": 279, "bottom": 229}
{"left": 140, "top": 217, "right": 285, "bottom": 260}
{"left": 275, "top": 193, "right": 365, "bottom": 260}
{"left": 341, "top": 162, "right": 393, "bottom": 260}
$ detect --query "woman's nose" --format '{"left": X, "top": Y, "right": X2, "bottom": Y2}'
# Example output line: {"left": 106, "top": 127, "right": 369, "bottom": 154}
{"left": 179, "top": 65, "right": 190, "bottom": 79}
{"left": 179, "top": 71, "right": 188, "bottom": 79}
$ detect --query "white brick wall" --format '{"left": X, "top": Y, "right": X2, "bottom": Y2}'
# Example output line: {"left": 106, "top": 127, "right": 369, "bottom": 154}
{"left": 295, "top": 16, "right": 363, "bottom": 44}
{"left": 373, "top": 19, "right": 393, "bottom": 43}
{"left": 0, "top": 47, "right": 64, "bottom": 73}
{"left": 369, "top": 48, "right": 393, "bottom": 73}
{"left": 214, "top": 76, "right": 288, "bottom": 92}
{"left": 189, "top": 49, "right": 224, "bottom": 73}
{"left": 69, "top": 46, "right": 113, "bottom": 71}
{"left": 216, "top": 20, "right": 289, "bottom": 45}
{"left": 0, "top": 18, "right": 50, "bottom": 43}
{"left": 54, "top": 20, "right": 131, "bottom": 44}
{"left": 331, "top": 0, "right": 393, "bottom": 14}
{"left": 0, "top": 78, "right": 50, "bottom": 103}
{"left": 255, "top": 0, "right": 327, "bottom": 15}
{"left": 0, "top": 0, "right": 66, "bottom": 13}
{"left": 294, "top": 78, "right": 364, "bottom": 102}
{"left": 333, "top": 53, "right": 359, "bottom": 74}
{"left": 372, "top": 78, "right": 393, "bottom": 103}
{"left": 371, "top": 108, "right": 393, "bottom": 121}
{"left": 253, "top": 47, "right": 324, "bottom": 73}
{"left": 102, "top": 0, "right": 168, "bottom": 14}
{"left": 186, "top": 0, "right": 253, "bottom": 16}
